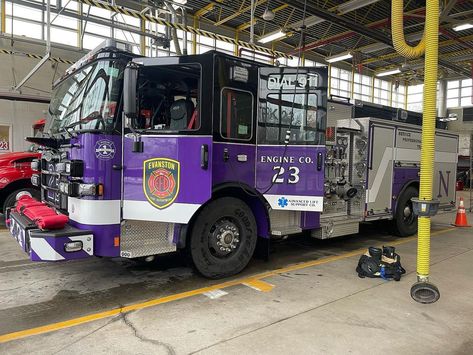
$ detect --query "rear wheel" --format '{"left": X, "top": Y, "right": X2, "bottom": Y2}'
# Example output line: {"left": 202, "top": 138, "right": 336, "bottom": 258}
{"left": 189, "top": 197, "right": 257, "bottom": 279}
{"left": 393, "top": 186, "right": 418, "bottom": 237}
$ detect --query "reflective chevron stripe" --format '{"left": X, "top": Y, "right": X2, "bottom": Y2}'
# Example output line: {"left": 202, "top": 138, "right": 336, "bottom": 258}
{"left": 0, "top": 49, "right": 74, "bottom": 64}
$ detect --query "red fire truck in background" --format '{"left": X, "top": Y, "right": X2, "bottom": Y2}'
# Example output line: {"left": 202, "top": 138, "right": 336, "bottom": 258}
{"left": 0, "top": 119, "right": 44, "bottom": 214}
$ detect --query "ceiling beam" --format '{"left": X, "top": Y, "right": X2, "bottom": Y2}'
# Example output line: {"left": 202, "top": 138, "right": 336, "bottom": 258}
{"left": 213, "top": 0, "right": 267, "bottom": 27}
{"left": 363, "top": 33, "right": 473, "bottom": 65}
{"left": 440, "top": 0, "right": 459, "bottom": 18}
{"left": 195, "top": 2, "right": 221, "bottom": 18}
{"left": 283, "top": 0, "right": 470, "bottom": 77}
{"left": 282, "top": 0, "right": 392, "bottom": 46}
{"left": 236, "top": 4, "right": 288, "bottom": 31}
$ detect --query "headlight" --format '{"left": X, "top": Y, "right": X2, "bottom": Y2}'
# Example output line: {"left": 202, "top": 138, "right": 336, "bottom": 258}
{"left": 31, "top": 174, "right": 40, "bottom": 187}
{"left": 31, "top": 159, "right": 39, "bottom": 171}
{"left": 64, "top": 241, "right": 83, "bottom": 253}
{"left": 78, "top": 183, "right": 96, "bottom": 196}
{"left": 56, "top": 162, "right": 66, "bottom": 173}
{"left": 68, "top": 182, "right": 103, "bottom": 197}
{"left": 64, "top": 160, "right": 84, "bottom": 177}
{"left": 58, "top": 181, "right": 69, "bottom": 194}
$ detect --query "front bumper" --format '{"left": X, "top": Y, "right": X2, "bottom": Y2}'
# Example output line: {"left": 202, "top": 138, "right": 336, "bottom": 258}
{"left": 8, "top": 210, "right": 94, "bottom": 261}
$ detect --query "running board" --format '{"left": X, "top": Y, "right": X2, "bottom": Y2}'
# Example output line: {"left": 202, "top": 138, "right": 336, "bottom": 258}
{"left": 271, "top": 226, "right": 302, "bottom": 236}
{"left": 120, "top": 220, "right": 176, "bottom": 258}
{"left": 311, "top": 220, "right": 359, "bottom": 239}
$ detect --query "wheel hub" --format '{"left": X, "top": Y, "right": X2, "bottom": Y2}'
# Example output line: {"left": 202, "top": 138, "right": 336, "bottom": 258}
{"left": 210, "top": 219, "right": 240, "bottom": 257}
{"left": 403, "top": 206, "right": 412, "bottom": 217}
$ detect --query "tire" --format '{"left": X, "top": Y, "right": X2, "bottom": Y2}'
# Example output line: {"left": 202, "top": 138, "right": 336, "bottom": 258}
{"left": 393, "top": 186, "right": 418, "bottom": 237}
{"left": 189, "top": 197, "right": 257, "bottom": 279}
{"left": 3, "top": 188, "right": 39, "bottom": 215}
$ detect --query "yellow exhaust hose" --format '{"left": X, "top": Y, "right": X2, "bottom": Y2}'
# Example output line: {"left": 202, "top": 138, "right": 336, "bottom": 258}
{"left": 392, "top": 0, "right": 426, "bottom": 59}
{"left": 416, "top": 0, "right": 439, "bottom": 280}
{"left": 391, "top": 0, "right": 440, "bottom": 302}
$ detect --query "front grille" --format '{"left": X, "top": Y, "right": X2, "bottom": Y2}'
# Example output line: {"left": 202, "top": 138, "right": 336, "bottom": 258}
{"left": 40, "top": 157, "right": 68, "bottom": 212}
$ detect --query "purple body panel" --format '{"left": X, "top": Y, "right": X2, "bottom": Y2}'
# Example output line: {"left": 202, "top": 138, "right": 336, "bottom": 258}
{"left": 392, "top": 166, "right": 419, "bottom": 211}
{"left": 67, "top": 134, "right": 122, "bottom": 257}
{"left": 70, "top": 134, "right": 122, "bottom": 200}
{"left": 30, "top": 236, "right": 91, "bottom": 262}
{"left": 256, "top": 145, "right": 325, "bottom": 196}
{"left": 248, "top": 199, "right": 270, "bottom": 238}
{"left": 68, "top": 220, "right": 120, "bottom": 257}
{"left": 123, "top": 135, "right": 212, "bottom": 204}
{"left": 301, "top": 212, "right": 320, "bottom": 230}
{"left": 212, "top": 143, "right": 256, "bottom": 186}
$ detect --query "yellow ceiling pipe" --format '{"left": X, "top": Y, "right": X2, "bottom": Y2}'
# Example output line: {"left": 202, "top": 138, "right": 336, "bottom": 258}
{"left": 392, "top": 0, "right": 426, "bottom": 58}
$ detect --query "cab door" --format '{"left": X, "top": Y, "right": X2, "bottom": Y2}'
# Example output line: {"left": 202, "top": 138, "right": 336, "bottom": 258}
{"left": 121, "top": 58, "right": 213, "bottom": 224}
{"left": 256, "top": 67, "right": 328, "bottom": 212}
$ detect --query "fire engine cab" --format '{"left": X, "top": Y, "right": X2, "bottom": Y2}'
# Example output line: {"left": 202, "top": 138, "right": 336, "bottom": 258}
{"left": 7, "top": 41, "right": 458, "bottom": 279}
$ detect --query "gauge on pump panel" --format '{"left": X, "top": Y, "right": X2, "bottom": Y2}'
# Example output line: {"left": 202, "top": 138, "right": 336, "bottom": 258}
{"left": 356, "top": 139, "right": 367, "bottom": 151}
{"left": 355, "top": 162, "right": 366, "bottom": 177}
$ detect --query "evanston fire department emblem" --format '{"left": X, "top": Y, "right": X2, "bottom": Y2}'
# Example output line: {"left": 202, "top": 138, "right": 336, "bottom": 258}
{"left": 143, "top": 158, "right": 180, "bottom": 209}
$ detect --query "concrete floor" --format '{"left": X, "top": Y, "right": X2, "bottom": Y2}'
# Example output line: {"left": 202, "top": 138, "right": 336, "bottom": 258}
{"left": 0, "top": 193, "right": 472, "bottom": 354}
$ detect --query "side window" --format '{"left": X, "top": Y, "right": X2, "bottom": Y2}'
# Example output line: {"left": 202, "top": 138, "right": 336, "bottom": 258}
{"left": 259, "top": 92, "right": 323, "bottom": 145}
{"left": 135, "top": 64, "right": 201, "bottom": 131}
{"left": 220, "top": 88, "right": 253, "bottom": 140}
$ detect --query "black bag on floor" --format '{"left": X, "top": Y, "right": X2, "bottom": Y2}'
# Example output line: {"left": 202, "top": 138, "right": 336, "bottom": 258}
{"left": 356, "top": 246, "right": 406, "bottom": 281}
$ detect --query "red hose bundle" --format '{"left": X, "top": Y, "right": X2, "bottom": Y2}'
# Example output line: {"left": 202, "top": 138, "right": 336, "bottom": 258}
{"left": 16, "top": 195, "right": 69, "bottom": 230}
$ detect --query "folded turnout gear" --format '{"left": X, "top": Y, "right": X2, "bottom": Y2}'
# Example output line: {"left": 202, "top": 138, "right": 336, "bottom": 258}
{"left": 15, "top": 195, "right": 69, "bottom": 230}
{"left": 356, "top": 246, "right": 406, "bottom": 281}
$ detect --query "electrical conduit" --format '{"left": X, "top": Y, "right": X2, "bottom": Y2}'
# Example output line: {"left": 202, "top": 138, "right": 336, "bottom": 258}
{"left": 391, "top": 0, "right": 441, "bottom": 303}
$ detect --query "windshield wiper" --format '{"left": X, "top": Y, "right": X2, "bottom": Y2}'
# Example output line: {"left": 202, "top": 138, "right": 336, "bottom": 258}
{"left": 62, "top": 111, "right": 105, "bottom": 131}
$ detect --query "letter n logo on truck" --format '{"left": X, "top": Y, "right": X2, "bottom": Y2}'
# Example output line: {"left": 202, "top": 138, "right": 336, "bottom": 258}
{"left": 143, "top": 158, "right": 180, "bottom": 209}
{"left": 437, "top": 170, "right": 451, "bottom": 198}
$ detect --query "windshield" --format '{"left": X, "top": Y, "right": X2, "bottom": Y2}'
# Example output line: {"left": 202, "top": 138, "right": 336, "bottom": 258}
{"left": 48, "top": 59, "right": 125, "bottom": 135}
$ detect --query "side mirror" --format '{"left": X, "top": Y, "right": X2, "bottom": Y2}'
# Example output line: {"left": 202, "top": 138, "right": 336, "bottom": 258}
{"left": 123, "top": 64, "right": 138, "bottom": 119}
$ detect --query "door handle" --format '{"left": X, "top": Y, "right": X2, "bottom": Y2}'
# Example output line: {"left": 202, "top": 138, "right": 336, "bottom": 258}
{"left": 201, "top": 144, "right": 209, "bottom": 169}
{"left": 317, "top": 152, "right": 323, "bottom": 171}
{"left": 237, "top": 154, "right": 247, "bottom": 162}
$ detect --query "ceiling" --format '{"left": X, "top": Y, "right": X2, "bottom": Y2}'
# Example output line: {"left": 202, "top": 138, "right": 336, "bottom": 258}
{"left": 177, "top": 0, "right": 473, "bottom": 81}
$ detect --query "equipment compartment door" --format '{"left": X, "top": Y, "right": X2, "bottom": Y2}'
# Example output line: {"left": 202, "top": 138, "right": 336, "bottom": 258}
{"left": 366, "top": 124, "right": 395, "bottom": 214}
{"left": 256, "top": 67, "right": 328, "bottom": 212}
{"left": 122, "top": 135, "right": 212, "bottom": 224}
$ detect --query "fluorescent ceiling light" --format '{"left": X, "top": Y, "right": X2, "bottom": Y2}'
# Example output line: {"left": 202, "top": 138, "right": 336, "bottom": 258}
{"left": 288, "top": 15, "right": 324, "bottom": 30}
{"left": 376, "top": 68, "right": 401, "bottom": 77}
{"left": 338, "top": 0, "right": 381, "bottom": 15}
{"left": 326, "top": 52, "right": 353, "bottom": 63}
{"left": 360, "top": 42, "right": 390, "bottom": 54}
{"left": 453, "top": 23, "right": 473, "bottom": 31}
{"left": 401, "top": 62, "right": 424, "bottom": 71}
{"left": 258, "top": 30, "right": 287, "bottom": 44}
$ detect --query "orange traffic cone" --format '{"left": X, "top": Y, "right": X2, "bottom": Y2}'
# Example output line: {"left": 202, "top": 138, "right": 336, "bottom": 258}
{"left": 452, "top": 197, "right": 471, "bottom": 227}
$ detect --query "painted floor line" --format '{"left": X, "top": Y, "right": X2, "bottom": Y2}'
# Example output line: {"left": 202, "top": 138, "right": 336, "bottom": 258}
{"left": 244, "top": 279, "right": 275, "bottom": 292}
{"left": 0, "top": 227, "right": 454, "bottom": 344}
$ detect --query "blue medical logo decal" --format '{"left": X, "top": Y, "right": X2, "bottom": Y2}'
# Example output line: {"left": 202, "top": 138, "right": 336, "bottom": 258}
{"left": 278, "top": 197, "right": 288, "bottom": 208}
{"left": 95, "top": 140, "right": 116, "bottom": 160}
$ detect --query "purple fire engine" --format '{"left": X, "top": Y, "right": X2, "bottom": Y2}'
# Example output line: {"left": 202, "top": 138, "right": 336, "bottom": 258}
{"left": 7, "top": 41, "right": 458, "bottom": 278}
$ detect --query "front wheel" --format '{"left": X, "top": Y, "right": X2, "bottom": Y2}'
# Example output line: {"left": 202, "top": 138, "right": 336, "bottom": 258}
{"left": 189, "top": 197, "right": 257, "bottom": 279}
{"left": 393, "top": 186, "right": 418, "bottom": 237}
{"left": 3, "top": 188, "right": 39, "bottom": 216}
